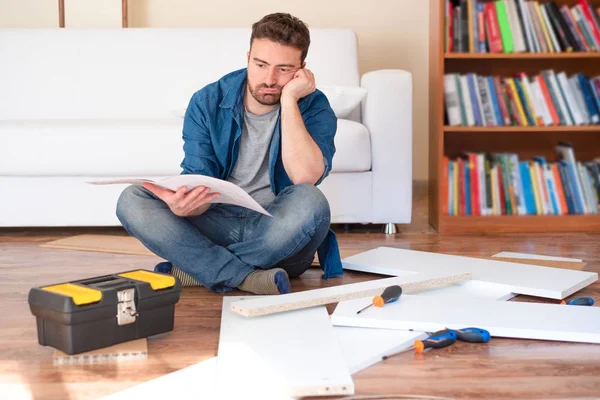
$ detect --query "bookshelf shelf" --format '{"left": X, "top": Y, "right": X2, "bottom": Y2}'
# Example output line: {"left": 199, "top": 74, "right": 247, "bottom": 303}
{"left": 440, "top": 215, "right": 600, "bottom": 233}
{"left": 444, "top": 125, "right": 600, "bottom": 132}
{"left": 428, "top": 0, "right": 600, "bottom": 234}
{"left": 445, "top": 52, "right": 600, "bottom": 59}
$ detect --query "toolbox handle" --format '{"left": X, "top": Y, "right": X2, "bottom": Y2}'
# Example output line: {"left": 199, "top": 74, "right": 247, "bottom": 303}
{"left": 75, "top": 275, "right": 139, "bottom": 292}
{"left": 98, "top": 281, "right": 139, "bottom": 290}
{"left": 76, "top": 275, "right": 119, "bottom": 286}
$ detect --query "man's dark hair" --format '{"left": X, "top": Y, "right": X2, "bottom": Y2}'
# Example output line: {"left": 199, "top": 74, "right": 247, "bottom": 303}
{"left": 250, "top": 13, "right": 310, "bottom": 63}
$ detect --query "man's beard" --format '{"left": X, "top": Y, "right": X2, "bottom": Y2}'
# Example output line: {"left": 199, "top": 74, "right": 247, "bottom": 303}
{"left": 247, "top": 81, "right": 282, "bottom": 106}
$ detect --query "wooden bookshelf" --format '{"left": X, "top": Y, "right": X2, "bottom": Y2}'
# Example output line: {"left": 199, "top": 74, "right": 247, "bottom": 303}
{"left": 439, "top": 214, "right": 600, "bottom": 232}
{"left": 446, "top": 52, "right": 600, "bottom": 58}
{"left": 444, "top": 125, "right": 600, "bottom": 131}
{"left": 428, "top": 0, "right": 600, "bottom": 233}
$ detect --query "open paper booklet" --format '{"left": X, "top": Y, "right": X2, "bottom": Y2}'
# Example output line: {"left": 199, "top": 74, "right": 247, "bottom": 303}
{"left": 88, "top": 175, "right": 272, "bottom": 217}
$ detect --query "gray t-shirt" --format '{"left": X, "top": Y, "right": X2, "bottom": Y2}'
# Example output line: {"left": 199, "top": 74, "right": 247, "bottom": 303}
{"left": 227, "top": 105, "right": 279, "bottom": 207}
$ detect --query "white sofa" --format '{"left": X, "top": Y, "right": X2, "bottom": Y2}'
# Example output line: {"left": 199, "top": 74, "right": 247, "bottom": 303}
{"left": 0, "top": 28, "right": 412, "bottom": 228}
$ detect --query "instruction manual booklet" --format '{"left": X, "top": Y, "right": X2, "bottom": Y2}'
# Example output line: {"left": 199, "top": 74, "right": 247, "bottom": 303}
{"left": 88, "top": 175, "right": 272, "bottom": 216}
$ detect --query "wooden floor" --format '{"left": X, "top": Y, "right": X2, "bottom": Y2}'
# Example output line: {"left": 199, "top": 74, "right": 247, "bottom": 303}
{"left": 1, "top": 182, "right": 600, "bottom": 399}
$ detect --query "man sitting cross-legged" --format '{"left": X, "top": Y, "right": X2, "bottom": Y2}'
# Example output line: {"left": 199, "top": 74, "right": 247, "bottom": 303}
{"left": 116, "top": 12, "right": 343, "bottom": 295}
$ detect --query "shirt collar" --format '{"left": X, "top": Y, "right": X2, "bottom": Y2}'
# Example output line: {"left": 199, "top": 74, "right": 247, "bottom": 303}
{"left": 219, "top": 68, "right": 247, "bottom": 110}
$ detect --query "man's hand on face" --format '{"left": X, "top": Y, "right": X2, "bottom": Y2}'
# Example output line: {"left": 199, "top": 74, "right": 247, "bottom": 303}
{"left": 142, "top": 183, "right": 220, "bottom": 217}
{"left": 281, "top": 68, "right": 316, "bottom": 103}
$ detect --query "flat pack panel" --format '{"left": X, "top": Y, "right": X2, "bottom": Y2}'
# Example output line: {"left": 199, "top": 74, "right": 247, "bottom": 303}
{"left": 230, "top": 272, "right": 471, "bottom": 317}
{"left": 333, "top": 326, "right": 426, "bottom": 374}
{"left": 414, "top": 279, "right": 516, "bottom": 301}
{"left": 331, "top": 295, "right": 600, "bottom": 344}
{"left": 99, "top": 357, "right": 217, "bottom": 399}
{"left": 218, "top": 297, "right": 354, "bottom": 398}
{"left": 484, "top": 256, "right": 586, "bottom": 271}
{"left": 333, "top": 276, "right": 520, "bottom": 374}
{"left": 492, "top": 252, "right": 583, "bottom": 262}
{"left": 342, "top": 247, "right": 597, "bottom": 299}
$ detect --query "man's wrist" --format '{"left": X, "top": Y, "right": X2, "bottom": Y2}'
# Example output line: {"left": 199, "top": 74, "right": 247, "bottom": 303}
{"left": 280, "top": 94, "right": 299, "bottom": 107}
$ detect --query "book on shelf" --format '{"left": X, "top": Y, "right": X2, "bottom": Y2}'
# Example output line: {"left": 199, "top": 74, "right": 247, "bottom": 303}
{"left": 443, "top": 143, "right": 600, "bottom": 216}
{"left": 445, "top": 0, "right": 600, "bottom": 53}
{"left": 444, "top": 69, "right": 600, "bottom": 126}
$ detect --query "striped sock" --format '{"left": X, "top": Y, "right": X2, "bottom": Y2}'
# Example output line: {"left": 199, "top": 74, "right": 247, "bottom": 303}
{"left": 238, "top": 268, "right": 291, "bottom": 295}
{"left": 171, "top": 265, "right": 202, "bottom": 287}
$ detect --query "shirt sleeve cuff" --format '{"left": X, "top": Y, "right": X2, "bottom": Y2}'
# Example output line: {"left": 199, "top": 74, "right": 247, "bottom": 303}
{"left": 315, "top": 156, "right": 331, "bottom": 186}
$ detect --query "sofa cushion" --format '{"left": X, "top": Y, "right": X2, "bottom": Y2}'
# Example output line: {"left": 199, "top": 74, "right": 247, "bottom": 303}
{"left": 319, "top": 86, "right": 367, "bottom": 119}
{"left": 0, "top": 120, "right": 184, "bottom": 176}
{"left": 0, "top": 118, "right": 371, "bottom": 176}
{"left": 0, "top": 28, "right": 360, "bottom": 121}
{"left": 331, "top": 119, "right": 371, "bottom": 173}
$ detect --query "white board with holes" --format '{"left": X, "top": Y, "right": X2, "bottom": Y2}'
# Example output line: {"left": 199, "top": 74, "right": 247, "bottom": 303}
{"left": 342, "top": 247, "right": 597, "bottom": 299}
{"left": 331, "top": 295, "right": 600, "bottom": 343}
{"left": 217, "top": 296, "right": 354, "bottom": 398}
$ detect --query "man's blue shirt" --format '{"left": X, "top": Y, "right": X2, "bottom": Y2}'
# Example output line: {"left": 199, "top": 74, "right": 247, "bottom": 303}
{"left": 180, "top": 68, "right": 343, "bottom": 280}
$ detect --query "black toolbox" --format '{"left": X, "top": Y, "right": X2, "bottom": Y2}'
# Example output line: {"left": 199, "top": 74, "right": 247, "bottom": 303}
{"left": 28, "top": 269, "right": 181, "bottom": 355}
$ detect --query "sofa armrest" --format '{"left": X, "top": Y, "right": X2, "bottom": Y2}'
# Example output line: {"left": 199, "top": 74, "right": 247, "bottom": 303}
{"left": 361, "top": 69, "right": 413, "bottom": 224}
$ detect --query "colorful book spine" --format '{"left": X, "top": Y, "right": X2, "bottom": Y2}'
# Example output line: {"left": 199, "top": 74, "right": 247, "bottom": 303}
{"left": 443, "top": 149, "right": 600, "bottom": 216}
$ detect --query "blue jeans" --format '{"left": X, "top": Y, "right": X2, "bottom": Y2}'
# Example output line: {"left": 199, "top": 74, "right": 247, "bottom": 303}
{"left": 115, "top": 183, "right": 331, "bottom": 293}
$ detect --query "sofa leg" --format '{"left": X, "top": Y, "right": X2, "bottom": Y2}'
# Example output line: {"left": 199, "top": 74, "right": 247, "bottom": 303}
{"left": 384, "top": 223, "right": 398, "bottom": 235}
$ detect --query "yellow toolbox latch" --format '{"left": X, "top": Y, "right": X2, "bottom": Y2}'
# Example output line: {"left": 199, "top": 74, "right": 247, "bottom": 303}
{"left": 41, "top": 283, "right": 102, "bottom": 306}
{"left": 118, "top": 270, "right": 176, "bottom": 290}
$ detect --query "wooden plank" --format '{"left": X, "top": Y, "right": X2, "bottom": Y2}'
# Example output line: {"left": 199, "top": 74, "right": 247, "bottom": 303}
{"left": 446, "top": 52, "right": 600, "bottom": 59}
{"left": 427, "top": 0, "right": 445, "bottom": 232}
{"left": 218, "top": 297, "right": 353, "bottom": 398}
{"left": 341, "top": 247, "right": 597, "bottom": 299}
{"left": 41, "top": 234, "right": 155, "bottom": 256}
{"left": 40, "top": 235, "right": 358, "bottom": 262}
{"left": 331, "top": 295, "right": 600, "bottom": 344}
{"left": 230, "top": 272, "right": 471, "bottom": 317}
{"left": 444, "top": 125, "right": 600, "bottom": 132}
{"left": 122, "top": 0, "right": 128, "bottom": 27}
{"left": 58, "top": 0, "right": 65, "bottom": 27}
{"left": 439, "top": 215, "right": 600, "bottom": 233}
